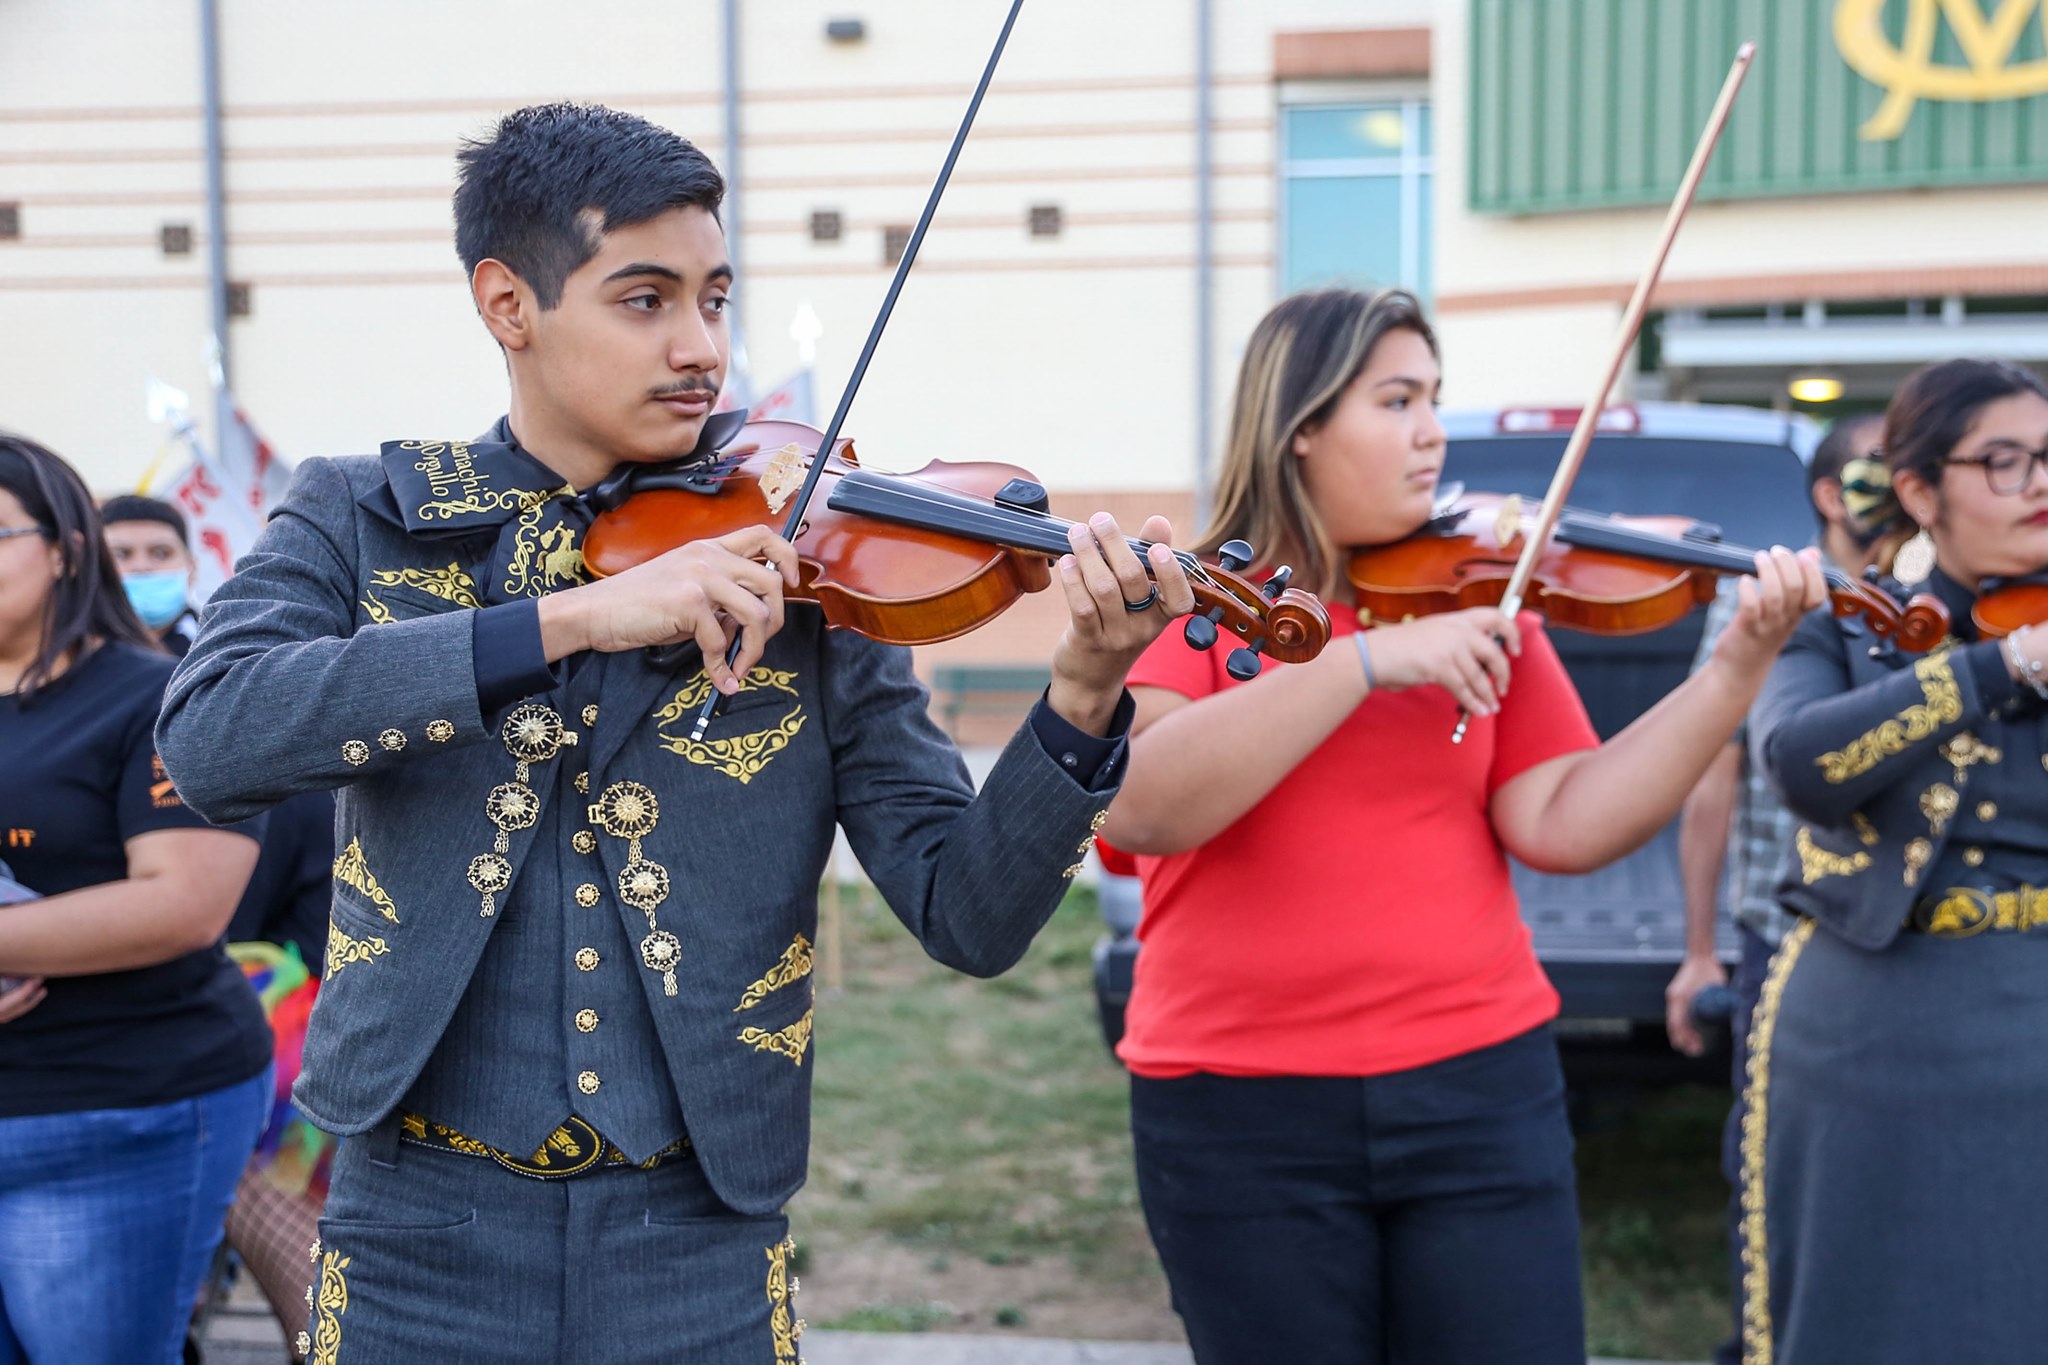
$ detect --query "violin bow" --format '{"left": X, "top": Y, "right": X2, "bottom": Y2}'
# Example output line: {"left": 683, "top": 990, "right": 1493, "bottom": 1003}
{"left": 689, "top": 0, "right": 1027, "bottom": 741}
{"left": 1451, "top": 40, "right": 1756, "bottom": 744}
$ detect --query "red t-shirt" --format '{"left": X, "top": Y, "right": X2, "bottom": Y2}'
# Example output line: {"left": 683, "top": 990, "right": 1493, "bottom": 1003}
{"left": 1115, "top": 608, "right": 1598, "bottom": 1079}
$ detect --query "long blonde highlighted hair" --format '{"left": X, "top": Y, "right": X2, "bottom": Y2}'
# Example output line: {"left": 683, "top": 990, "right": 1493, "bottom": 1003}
{"left": 1199, "top": 288, "right": 1437, "bottom": 598}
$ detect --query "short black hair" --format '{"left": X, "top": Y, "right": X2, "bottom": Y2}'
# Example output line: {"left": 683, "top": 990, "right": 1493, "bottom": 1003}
{"left": 100, "top": 493, "right": 190, "bottom": 548}
{"left": 1809, "top": 413, "right": 1882, "bottom": 492}
{"left": 454, "top": 103, "right": 725, "bottom": 309}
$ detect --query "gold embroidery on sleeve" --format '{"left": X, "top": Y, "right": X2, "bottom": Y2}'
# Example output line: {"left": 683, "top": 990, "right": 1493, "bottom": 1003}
{"left": 359, "top": 595, "right": 394, "bottom": 625}
{"left": 1794, "top": 827, "right": 1872, "bottom": 885}
{"left": 331, "top": 838, "right": 399, "bottom": 923}
{"left": 367, "top": 562, "right": 484, "bottom": 609}
{"left": 307, "top": 1249, "right": 351, "bottom": 1365}
{"left": 1851, "top": 813, "right": 1881, "bottom": 847}
{"left": 652, "top": 669, "right": 807, "bottom": 785}
{"left": 1816, "top": 652, "right": 1964, "bottom": 784}
{"left": 324, "top": 924, "right": 390, "bottom": 979}
{"left": 736, "top": 935, "right": 814, "bottom": 1012}
{"left": 739, "top": 1009, "right": 814, "bottom": 1066}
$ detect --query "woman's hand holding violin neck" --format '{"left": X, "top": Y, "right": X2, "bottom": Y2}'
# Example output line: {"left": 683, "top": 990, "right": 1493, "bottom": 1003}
{"left": 1048, "top": 514, "right": 1198, "bottom": 735}
{"left": 1362, "top": 606, "right": 1523, "bottom": 718}
{"left": 540, "top": 526, "right": 802, "bottom": 694}
{"left": 1710, "top": 546, "right": 1828, "bottom": 681}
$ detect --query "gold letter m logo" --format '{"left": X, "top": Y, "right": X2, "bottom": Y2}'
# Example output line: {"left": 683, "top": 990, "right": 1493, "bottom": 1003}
{"left": 1836, "top": 0, "right": 2048, "bottom": 139}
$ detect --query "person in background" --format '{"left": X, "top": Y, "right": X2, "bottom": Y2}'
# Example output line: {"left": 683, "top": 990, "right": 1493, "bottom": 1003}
{"left": 1100, "top": 287, "right": 1824, "bottom": 1365}
{"left": 102, "top": 494, "right": 201, "bottom": 654}
{"left": 1661, "top": 411, "right": 1894, "bottom": 1365}
{"left": 0, "top": 434, "right": 272, "bottom": 1365}
{"left": 1745, "top": 359, "right": 2048, "bottom": 1363}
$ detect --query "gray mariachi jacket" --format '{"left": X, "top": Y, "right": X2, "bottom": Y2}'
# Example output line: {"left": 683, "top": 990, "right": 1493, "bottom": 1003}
{"left": 156, "top": 441, "right": 1119, "bottom": 1215}
{"left": 1750, "top": 580, "right": 2041, "bottom": 952}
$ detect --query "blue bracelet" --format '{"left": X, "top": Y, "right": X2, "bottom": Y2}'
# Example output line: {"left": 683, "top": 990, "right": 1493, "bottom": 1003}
{"left": 1354, "top": 631, "right": 1375, "bottom": 693}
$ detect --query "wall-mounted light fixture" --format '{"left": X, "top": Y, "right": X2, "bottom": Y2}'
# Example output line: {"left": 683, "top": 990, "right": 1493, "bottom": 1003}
{"left": 1788, "top": 372, "right": 1845, "bottom": 404}
{"left": 1027, "top": 204, "right": 1063, "bottom": 237}
{"left": 826, "top": 17, "right": 866, "bottom": 42}
{"left": 809, "top": 210, "right": 843, "bottom": 243}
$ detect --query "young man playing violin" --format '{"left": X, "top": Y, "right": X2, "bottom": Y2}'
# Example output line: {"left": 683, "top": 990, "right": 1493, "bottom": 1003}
{"left": 157, "top": 104, "right": 1194, "bottom": 1363}
{"left": 1100, "top": 287, "right": 1825, "bottom": 1365}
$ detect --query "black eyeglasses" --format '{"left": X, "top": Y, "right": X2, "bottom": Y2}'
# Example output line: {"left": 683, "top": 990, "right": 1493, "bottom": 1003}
{"left": 1946, "top": 442, "right": 2048, "bottom": 496}
{"left": 0, "top": 526, "right": 50, "bottom": 544}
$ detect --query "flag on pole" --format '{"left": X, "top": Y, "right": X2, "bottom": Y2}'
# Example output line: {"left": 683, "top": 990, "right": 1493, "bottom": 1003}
{"left": 143, "top": 379, "right": 291, "bottom": 601}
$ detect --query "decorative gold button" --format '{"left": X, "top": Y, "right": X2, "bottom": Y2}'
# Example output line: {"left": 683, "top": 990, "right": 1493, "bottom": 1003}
{"left": 575, "top": 947, "right": 600, "bottom": 971}
{"left": 1964, "top": 846, "right": 1986, "bottom": 867}
{"left": 620, "top": 860, "right": 671, "bottom": 912}
{"left": 378, "top": 728, "right": 406, "bottom": 752}
{"left": 583, "top": 704, "right": 599, "bottom": 726}
{"left": 1978, "top": 801, "right": 1998, "bottom": 821}
{"left": 502, "top": 704, "right": 570, "bottom": 763}
{"left": 575, "top": 883, "right": 601, "bottom": 907}
{"left": 572, "top": 830, "right": 597, "bottom": 855}
{"left": 1076, "top": 834, "right": 1096, "bottom": 854}
{"left": 1061, "top": 861, "right": 1086, "bottom": 879}
{"left": 574, "top": 771, "right": 590, "bottom": 795}
{"left": 1090, "top": 809, "right": 1110, "bottom": 832}
{"left": 592, "top": 781, "right": 660, "bottom": 839}
{"left": 426, "top": 719, "right": 455, "bottom": 743}
{"left": 577, "top": 1070, "right": 600, "bottom": 1095}
{"left": 342, "top": 739, "right": 370, "bottom": 766}
{"left": 467, "top": 853, "right": 512, "bottom": 895}
{"left": 296, "top": 1332, "right": 311, "bottom": 1356}
{"left": 486, "top": 782, "right": 539, "bottom": 833}
{"left": 575, "top": 1008, "right": 599, "bottom": 1033}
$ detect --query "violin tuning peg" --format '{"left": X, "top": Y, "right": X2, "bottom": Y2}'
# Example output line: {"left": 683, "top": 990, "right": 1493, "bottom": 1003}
{"left": 1183, "top": 612, "right": 1220, "bottom": 652}
{"left": 1262, "top": 565, "right": 1293, "bottom": 600}
{"left": 1217, "top": 539, "right": 1254, "bottom": 573}
{"left": 1225, "top": 644, "right": 1263, "bottom": 681}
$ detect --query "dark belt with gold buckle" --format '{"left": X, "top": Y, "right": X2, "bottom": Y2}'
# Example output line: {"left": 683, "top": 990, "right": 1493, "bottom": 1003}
{"left": 1906, "top": 885, "right": 2048, "bottom": 937}
{"left": 398, "top": 1113, "right": 691, "bottom": 1181}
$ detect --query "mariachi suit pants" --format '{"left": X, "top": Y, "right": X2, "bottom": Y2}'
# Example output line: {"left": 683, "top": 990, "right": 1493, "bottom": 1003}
{"left": 306, "top": 1121, "right": 801, "bottom": 1364}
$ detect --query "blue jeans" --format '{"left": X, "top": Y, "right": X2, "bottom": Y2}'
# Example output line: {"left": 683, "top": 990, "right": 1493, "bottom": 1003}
{"left": 1132, "top": 1026, "right": 1586, "bottom": 1365}
{"left": 0, "top": 1067, "right": 272, "bottom": 1365}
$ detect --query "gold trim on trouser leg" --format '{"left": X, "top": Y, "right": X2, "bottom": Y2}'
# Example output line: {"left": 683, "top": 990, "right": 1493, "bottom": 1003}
{"left": 1740, "top": 917, "right": 1816, "bottom": 1365}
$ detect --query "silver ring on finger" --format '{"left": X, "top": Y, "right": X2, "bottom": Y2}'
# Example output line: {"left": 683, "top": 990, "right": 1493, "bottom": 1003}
{"left": 1122, "top": 585, "right": 1160, "bottom": 613}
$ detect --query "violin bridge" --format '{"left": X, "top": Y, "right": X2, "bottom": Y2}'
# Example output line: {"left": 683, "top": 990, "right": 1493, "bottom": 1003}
{"left": 759, "top": 444, "right": 811, "bottom": 515}
{"left": 1493, "top": 494, "right": 1525, "bottom": 548}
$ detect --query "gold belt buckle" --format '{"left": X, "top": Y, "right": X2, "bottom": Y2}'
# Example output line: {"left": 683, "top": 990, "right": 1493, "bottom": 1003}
{"left": 490, "top": 1116, "right": 609, "bottom": 1180}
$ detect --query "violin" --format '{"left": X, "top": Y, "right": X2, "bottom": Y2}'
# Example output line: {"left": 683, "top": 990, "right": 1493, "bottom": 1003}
{"left": 1969, "top": 580, "right": 2048, "bottom": 641}
{"left": 1347, "top": 491, "right": 1952, "bottom": 652}
{"left": 581, "top": 418, "right": 1332, "bottom": 679}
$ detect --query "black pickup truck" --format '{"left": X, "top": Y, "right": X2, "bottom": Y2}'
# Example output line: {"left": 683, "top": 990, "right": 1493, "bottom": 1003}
{"left": 1093, "top": 401, "right": 1821, "bottom": 1093}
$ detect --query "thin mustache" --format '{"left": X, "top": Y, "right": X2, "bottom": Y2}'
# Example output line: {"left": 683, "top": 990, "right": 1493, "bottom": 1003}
{"left": 650, "top": 380, "right": 719, "bottom": 399}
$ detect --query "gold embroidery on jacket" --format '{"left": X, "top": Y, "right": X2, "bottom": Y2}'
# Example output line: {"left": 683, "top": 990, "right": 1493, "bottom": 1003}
{"left": 1739, "top": 918, "right": 1814, "bottom": 1365}
{"left": 737, "top": 935, "right": 815, "bottom": 1012}
{"left": 652, "top": 669, "right": 807, "bottom": 785}
{"left": 1794, "top": 827, "right": 1871, "bottom": 885}
{"left": 1904, "top": 837, "right": 1934, "bottom": 888}
{"left": 739, "top": 1009, "right": 814, "bottom": 1066}
{"left": 307, "top": 1249, "right": 351, "bottom": 1365}
{"left": 1816, "top": 652, "right": 1964, "bottom": 784}
{"left": 501, "top": 489, "right": 587, "bottom": 599}
{"left": 359, "top": 594, "right": 394, "bottom": 625}
{"left": 324, "top": 924, "right": 390, "bottom": 979}
{"left": 362, "top": 562, "right": 485, "bottom": 622}
{"left": 1941, "top": 731, "right": 2003, "bottom": 785}
{"left": 1919, "top": 782, "right": 1960, "bottom": 837}
{"left": 766, "top": 1236, "right": 800, "bottom": 1363}
{"left": 1851, "top": 813, "right": 1881, "bottom": 847}
{"left": 331, "top": 838, "right": 399, "bottom": 923}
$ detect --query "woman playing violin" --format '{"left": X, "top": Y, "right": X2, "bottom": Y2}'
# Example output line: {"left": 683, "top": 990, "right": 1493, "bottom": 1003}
{"left": 1744, "top": 358, "right": 2048, "bottom": 1365}
{"left": 1100, "top": 287, "right": 1825, "bottom": 1365}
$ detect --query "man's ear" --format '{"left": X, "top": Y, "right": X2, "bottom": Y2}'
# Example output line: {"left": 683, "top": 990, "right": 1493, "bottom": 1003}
{"left": 472, "top": 259, "right": 534, "bottom": 352}
{"left": 1812, "top": 477, "right": 1848, "bottom": 527}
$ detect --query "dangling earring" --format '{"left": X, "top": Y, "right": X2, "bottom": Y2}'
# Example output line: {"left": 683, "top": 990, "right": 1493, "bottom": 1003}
{"left": 1892, "top": 522, "right": 1935, "bottom": 586}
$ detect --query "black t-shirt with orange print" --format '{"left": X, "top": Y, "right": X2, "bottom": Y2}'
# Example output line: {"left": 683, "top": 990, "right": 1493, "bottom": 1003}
{"left": 0, "top": 641, "right": 271, "bottom": 1117}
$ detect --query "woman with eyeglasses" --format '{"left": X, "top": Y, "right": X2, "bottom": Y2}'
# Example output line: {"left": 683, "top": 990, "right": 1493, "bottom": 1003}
{"left": 0, "top": 434, "right": 272, "bottom": 1364}
{"left": 1745, "top": 358, "right": 2048, "bottom": 1365}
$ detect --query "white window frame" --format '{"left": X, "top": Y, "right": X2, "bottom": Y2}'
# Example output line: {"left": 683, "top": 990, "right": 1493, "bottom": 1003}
{"left": 1276, "top": 80, "right": 1435, "bottom": 299}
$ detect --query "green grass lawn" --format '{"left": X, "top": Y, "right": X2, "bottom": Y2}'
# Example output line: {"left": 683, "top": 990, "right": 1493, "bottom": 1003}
{"left": 794, "top": 883, "right": 1732, "bottom": 1358}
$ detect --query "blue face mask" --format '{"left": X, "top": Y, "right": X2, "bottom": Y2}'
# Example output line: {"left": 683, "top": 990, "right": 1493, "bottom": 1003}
{"left": 124, "top": 571, "right": 189, "bottom": 630}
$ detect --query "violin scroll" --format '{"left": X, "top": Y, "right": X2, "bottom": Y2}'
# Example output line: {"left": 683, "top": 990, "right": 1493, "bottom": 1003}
{"left": 1179, "top": 542, "right": 1329, "bottom": 679}
{"left": 1829, "top": 579, "right": 1952, "bottom": 653}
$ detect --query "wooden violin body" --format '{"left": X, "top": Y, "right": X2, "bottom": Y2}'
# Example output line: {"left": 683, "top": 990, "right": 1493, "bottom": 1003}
{"left": 1972, "top": 580, "right": 2048, "bottom": 640}
{"left": 583, "top": 419, "right": 1332, "bottom": 668}
{"left": 1349, "top": 492, "right": 1952, "bottom": 652}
